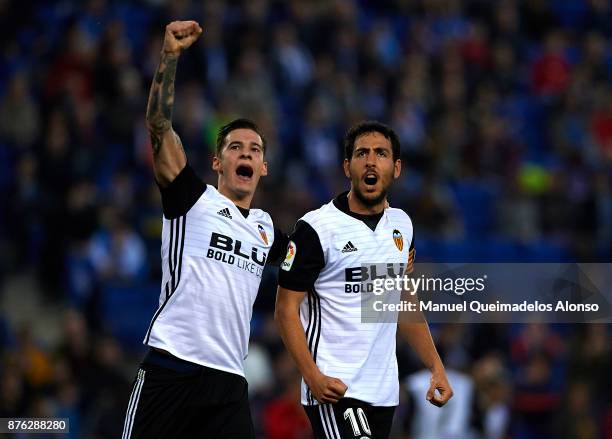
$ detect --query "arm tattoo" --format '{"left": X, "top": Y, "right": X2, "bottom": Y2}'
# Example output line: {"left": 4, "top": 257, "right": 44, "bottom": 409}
{"left": 173, "top": 131, "right": 185, "bottom": 155}
{"left": 146, "top": 52, "right": 179, "bottom": 155}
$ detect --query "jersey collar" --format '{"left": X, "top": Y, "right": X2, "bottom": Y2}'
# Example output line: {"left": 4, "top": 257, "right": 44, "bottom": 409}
{"left": 332, "top": 191, "right": 385, "bottom": 232}
{"left": 236, "top": 206, "right": 250, "bottom": 219}
{"left": 212, "top": 186, "right": 250, "bottom": 219}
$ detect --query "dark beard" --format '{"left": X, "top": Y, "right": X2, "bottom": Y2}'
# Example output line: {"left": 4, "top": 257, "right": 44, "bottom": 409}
{"left": 352, "top": 185, "right": 387, "bottom": 207}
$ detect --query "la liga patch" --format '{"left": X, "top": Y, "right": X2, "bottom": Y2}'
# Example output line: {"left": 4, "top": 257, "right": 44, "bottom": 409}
{"left": 281, "top": 240, "right": 297, "bottom": 271}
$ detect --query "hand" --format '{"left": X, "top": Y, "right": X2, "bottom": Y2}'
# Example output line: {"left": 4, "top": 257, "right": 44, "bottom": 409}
{"left": 426, "top": 369, "right": 453, "bottom": 407}
{"left": 306, "top": 372, "right": 348, "bottom": 404}
{"left": 163, "top": 21, "right": 203, "bottom": 55}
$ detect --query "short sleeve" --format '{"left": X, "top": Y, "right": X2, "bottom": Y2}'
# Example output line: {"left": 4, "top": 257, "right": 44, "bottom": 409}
{"left": 278, "top": 220, "right": 325, "bottom": 291}
{"left": 159, "top": 164, "right": 206, "bottom": 219}
{"left": 267, "top": 227, "right": 289, "bottom": 266}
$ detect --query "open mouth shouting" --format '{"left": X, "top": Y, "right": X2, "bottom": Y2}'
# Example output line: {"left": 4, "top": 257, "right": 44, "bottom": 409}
{"left": 236, "top": 164, "right": 254, "bottom": 182}
{"left": 363, "top": 172, "right": 378, "bottom": 189}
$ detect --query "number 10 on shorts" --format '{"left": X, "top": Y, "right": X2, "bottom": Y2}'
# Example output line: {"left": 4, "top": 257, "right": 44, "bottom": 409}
{"left": 343, "top": 407, "right": 371, "bottom": 437}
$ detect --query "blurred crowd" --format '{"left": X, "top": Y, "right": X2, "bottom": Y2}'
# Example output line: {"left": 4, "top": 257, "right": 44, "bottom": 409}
{"left": 0, "top": 0, "right": 611, "bottom": 438}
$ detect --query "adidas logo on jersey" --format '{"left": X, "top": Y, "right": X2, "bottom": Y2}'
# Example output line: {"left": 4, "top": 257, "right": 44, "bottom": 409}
{"left": 217, "top": 208, "right": 232, "bottom": 219}
{"left": 341, "top": 241, "right": 358, "bottom": 253}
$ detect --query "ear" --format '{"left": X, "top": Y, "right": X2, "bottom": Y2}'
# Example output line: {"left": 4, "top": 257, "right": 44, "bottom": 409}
{"left": 261, "top": 161, "right": 268, "bottom": 177}
{"left": 212, "top": 156, "right": 221, "bottom": 173}
{"left": 343, "top": 158, "right": 351, "bottom": 178}
{"left": 393, "top": 158, "right": 401, "bottom": 179}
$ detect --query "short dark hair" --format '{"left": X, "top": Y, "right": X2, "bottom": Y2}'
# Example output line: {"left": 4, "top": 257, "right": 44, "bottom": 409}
{"left": 216, "top": 118, "right": 266, "bottom": 156}
{"left": 344, "top": 121, "right": 401, "bottom": 161}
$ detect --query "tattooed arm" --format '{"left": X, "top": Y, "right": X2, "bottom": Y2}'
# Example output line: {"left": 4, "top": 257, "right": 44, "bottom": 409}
{"left": 146, "top": 21, "right": 203, "bottom": 187}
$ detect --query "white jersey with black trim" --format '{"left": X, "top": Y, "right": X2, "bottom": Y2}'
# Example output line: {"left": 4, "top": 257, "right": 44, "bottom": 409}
{"left": 281, "top": 194, "right": 414, "bottom": 406}
{"left": 145, "top": 182, "right": 275, "bottom": 377}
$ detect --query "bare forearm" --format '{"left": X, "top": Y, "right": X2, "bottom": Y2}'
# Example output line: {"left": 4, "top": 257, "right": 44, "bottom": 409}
{"left": 145, "top": 50, "right": 185, "bottom": 185}
{"left": 145, "top": 21, "right": 200, "bottom": 185}
{"left": 146, "top": 51, "right": 179, "bottom": 154}
{"left": 275, "top": 307, "right": 321, "bottom": 382}
{"left": 399, "top": 322, "right": 444, "bottom": 372}
{"left": 400, "top": 320, "right": 454, "bottom": 406}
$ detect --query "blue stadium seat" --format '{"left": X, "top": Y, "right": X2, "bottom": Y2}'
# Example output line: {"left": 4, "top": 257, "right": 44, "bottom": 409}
{"left": 101, "top": 283, "right": 160, "bottom": 348}
{"left": 452, "top": 181, "right": 499, "bottom": 238}
{"left": 521, "top": 240, "right": 570, "bottom": 262}
{"left": 435, "top": 239, "right": 479, "bottom": 263}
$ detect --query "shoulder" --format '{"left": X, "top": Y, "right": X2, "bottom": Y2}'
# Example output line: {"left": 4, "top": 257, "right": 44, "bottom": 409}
{"left": 299, "top": 200, "right": 337, "bottom": 230}
{"left": 386, "top": 207, "right": 414, "bottom": 228}
{"left": 248, "top": 208, "right": 273, "bottom": 226}
{"left": 286, "top": 218, "right": 325, "bottom": 257}
{"left": 159, "top": 164, "right": 207, "bottom": 219}
{"left": 201, "top": 184, "right": 219, "bottom": 200}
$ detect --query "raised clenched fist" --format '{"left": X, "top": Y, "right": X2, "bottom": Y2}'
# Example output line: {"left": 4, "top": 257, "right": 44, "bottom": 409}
{"left": 163, "top": 21, "right": 203, "bottom": 55}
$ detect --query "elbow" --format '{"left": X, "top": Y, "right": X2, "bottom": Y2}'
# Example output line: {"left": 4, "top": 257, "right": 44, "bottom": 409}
{"left": 274, "top": 289, "right": 304, "bottom": 332}
{"left": 145, "top": 118, "right": 159, "bottom": 134}
{"left": 153, "top": 156, "right": 178, "bottom": 186}
{"left": 145, "top": 114, "right": 170, "bottom": 133}
{"left": 273, "top": 305, "right": 285, "bottom": 328}
{"left": 154, "top": 169, "right": 172, "bottom": 188}
{"left": 153, "top": 152, "right": 185, "bottom": 187}
{"left": 274, "top": 301, "right": 294, "bottom": 332}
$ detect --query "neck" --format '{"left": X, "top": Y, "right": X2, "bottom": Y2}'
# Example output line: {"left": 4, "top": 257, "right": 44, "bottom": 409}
{"left": 347, "top": 190, "right": 386, "bottom": 215}
{"left": 218, "top": 179, "right": 253, "bottom": 210}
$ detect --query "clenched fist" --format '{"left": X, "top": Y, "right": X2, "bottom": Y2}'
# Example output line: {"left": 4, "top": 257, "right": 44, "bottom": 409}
{"left": 163, "top": 21, "right": 203, "bottom": 55}
{"left": 426, "top": 368, "right": 453, "bottom": 407}
{"left": 306, "top": 372, "right": 348, "bottom": 404}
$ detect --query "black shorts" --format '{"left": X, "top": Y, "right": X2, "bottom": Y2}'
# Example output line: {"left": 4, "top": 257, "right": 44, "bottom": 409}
{"left": 122, "top": 349, "right": 254, "bottom": 439}
{"left": 304, "top": 398, "right": 395, "bottom": 439}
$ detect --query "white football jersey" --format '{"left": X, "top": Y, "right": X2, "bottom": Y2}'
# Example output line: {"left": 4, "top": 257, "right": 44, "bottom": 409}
{"left": 279, "top": 192, "right": 414, "bottom": 406}
{"left": 144, "top": 165, "right": 281, "bottom": 377}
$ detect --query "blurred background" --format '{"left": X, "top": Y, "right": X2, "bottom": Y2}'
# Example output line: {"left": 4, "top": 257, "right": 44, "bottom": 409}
{"left": 0, "top": 0, "right": 611, "bottom": 437}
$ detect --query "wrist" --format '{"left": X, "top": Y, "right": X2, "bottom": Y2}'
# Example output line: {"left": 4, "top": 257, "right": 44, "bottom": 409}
{"left": 303, "top": 367, "right": 322, "bottom": 384}
{"left": 429, "top": 361, "right": 445, "bottom": 374}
